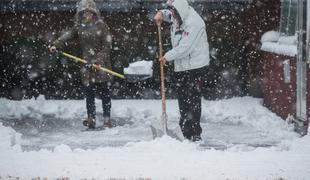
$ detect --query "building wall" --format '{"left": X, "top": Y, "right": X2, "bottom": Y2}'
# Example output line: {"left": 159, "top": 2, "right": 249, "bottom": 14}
{"left": 253, "top": 0, "right": 309, "bottom": 134}
{"left": 261, "top": 52, "right": 296, "bottom": 120}
{"left": 307, "top": 65, "right": 310, "bottom": 126}
{"left": 0, "top": 11, "right": 160, "bottom": 99}
{"left": 0, "top": 2, "right": 253, "bottom": 99}
{"left": 244, "top": 0, "right": 281, "bottom": 97}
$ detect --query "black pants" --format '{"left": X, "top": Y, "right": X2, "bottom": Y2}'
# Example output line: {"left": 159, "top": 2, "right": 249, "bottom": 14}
{"left": 85, "top": 82, "right": 111, "bottom": 119}
{"left": 175, "top": 67, "right": 205, "bottom": 140}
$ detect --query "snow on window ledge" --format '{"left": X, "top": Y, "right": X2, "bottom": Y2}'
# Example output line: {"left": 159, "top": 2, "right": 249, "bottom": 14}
{"left": 261, "top": 31, "right": 280, "bottom": 43}
{"left": 261, "top": 42, "right": 297, "bottom": 57}
{"left": 260, "top": 31, "right": 297, "bottom": 57}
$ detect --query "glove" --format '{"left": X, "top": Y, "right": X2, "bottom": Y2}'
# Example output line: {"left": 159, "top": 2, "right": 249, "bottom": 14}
{"left": 154, "top": 11, "right": 164, "bottom": 26}
{"left": 48, "top": 44, "right": 57, "bottom": 53}
{"left": 84, "top": 63, "right": 93, "bottom": 70}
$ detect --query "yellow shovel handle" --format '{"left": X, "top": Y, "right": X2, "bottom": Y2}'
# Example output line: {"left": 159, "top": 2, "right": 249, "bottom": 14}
{"left": 61, "top": 52, "right": 125, "bottom": 79}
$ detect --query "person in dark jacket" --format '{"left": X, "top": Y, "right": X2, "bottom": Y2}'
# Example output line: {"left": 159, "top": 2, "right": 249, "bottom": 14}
{"left": 154, "top": 0, "right": 210, "bottom": 141}
{"left": 49, "top": 0, "right": 113, "bottom": 129}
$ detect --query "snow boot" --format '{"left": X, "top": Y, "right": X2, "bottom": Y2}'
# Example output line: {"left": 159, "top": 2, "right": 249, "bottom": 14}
{"left": 192, "top": 135, "right": 202, "bottom": 142}
{"left": 83, "top": 117, "right": 96, "bottom": 129}
{"left": 103, "top": 117, "right": 112, "bottom": 128}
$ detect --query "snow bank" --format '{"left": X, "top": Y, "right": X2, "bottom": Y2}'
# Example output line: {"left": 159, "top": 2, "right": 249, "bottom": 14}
{"left": 0, "top": 96, "right": 85, "bottom": 120}
{"left": 204, "top": 97, "right": 287, "bottom": 129}
{"left": 0, "top": 97, "right": 309, "bottom": 179}
{"left": 0, "top": 122, "right": 21, "bottom": 152}
{"left": 123, "top": 60, "right": 153, "bottom": 75}
{"left": 203, "top": 97, "right": 297, "bottom": 142}
{"left": 261, "top": 31, "right": 297, "bottom": 57}
{"left": 0, "top": 129, "right": 309, "bottom": 179}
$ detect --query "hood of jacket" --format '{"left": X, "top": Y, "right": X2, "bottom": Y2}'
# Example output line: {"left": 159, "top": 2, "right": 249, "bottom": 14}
{"left": 75, "top": 0, "right": 101, "bottom": 22}
{"left": 168, "top": 0, "right": 190, "bottom": 23}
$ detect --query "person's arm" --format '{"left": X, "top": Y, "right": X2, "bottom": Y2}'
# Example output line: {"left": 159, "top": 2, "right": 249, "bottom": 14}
{"left": 53, "top": 32, "right": 72, "bottom": 47}
{"left": 53, "top": 26, "right": 77, "bottom": 47}
{"left": 49, "top": 26, "right": 78, "bottom": 53}
{"left": 96, "top": 22, "right": 112, "bottom": 69}
{"left": 164, "top": 26, "right": 204, "bottom": 62}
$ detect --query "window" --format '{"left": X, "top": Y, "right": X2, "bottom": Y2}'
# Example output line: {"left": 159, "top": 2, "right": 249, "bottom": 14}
{"left": 279, "top": 0, "right": 298, "bottom": 36}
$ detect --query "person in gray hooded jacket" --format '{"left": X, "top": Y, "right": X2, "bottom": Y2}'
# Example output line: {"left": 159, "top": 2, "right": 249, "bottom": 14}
{"left": 154, "top": 0, "right": 210, "bottom": 141}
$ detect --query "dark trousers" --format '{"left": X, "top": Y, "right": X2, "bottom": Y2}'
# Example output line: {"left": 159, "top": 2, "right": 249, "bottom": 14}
{"left": 175, "top": 67, "right": 205, "bottom": 140}
{"left": 85, "top": 82, "right": 111, "bottom": 119}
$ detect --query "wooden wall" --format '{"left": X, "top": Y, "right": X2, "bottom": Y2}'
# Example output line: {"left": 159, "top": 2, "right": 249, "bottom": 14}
{"left": 261, "top": 52, "right": 296, "bottom": 119}
{"left": 244, "top": 0, "right": 281, "bottom": 97}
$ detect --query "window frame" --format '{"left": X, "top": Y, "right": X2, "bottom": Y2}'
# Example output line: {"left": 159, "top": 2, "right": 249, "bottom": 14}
{"left": 279, "top": 0, "right": 298, "bottom": 36}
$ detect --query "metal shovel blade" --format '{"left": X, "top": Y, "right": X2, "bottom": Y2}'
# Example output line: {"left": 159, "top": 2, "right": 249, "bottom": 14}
{"left": 124, "top": 74, "right": 152, "bottom": 83}
{"left": 150, "top": 113, "right": 183, "bottom": 141}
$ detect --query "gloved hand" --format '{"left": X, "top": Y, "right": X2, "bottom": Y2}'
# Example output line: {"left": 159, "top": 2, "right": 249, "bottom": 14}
{"left": 159, "top": 56, "right": 166, "bottom": 65}
{"left": 84, "top": 63, "right": 93, "bottom": 70}
{"left": 93, "top": 62, "right": 101, "bottom": 67}
{"left": 48, "top": 44, "right": 57, "bottom": 53}
{"left": 92, "top": 62, "right": 102, "bottom": 70}
{"left": 154, "top": 11, "right": 164, "bottom": 26}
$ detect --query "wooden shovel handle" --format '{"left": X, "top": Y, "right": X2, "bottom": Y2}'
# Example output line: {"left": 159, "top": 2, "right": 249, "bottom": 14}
{"left": 157, "top": 25, "right": 166, "bottom": 114}
{"left": 61, "top": 51, "right": 125, "bottom": 79}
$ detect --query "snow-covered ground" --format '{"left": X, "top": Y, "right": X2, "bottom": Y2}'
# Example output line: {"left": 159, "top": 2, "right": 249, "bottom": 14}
{"left": 0, "top": 96, "right": 309, "bottom": 179}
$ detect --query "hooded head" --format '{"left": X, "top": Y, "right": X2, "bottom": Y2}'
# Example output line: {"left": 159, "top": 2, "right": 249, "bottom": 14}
{"left": 167, "top": 0, "right": 190, "bottom": 25}
{"left": 76, "top": 0, "right": 101, "bottom": 23}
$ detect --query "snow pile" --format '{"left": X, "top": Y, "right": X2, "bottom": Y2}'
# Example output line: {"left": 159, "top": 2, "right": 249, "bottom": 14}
{"left": 124, "top": 60, "right": 153, "bottom": 75}
{"left": 204, "top": 97, "right": 292, "bottom": 130}
{"left": 0, "top": 122, "right": 21, "bottom": 151}
{"left": 261, "top": 30, "right": 280, "bottom": 42}
{"left": 0, "top": 127, "right": 309, "bottom": 179}
{"left": 289, "top": 131, "right": 310, "bottom": 152}
{"left": 0, "top": 97, "right": 309, "bottom": 179}
{"left": 261, "top": 31, "right": 297, "bottom": 57}
{"left": 0, "top": 97, "right": 298, "bottom": 148}
{"left": 0, "top": 96, "right": 85, "bottom": 120}
{"left": 203, "top": 97, "right": 297, "bottom": 143}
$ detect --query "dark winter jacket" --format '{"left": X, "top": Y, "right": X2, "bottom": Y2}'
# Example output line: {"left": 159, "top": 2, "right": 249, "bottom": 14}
{"left": 53, "top": 0, "right": 112, "bottom": 85}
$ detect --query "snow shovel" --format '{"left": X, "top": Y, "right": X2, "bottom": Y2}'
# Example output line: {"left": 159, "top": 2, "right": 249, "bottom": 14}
{"left": 150, "top": 25, "right": 183, "bottom": 140}
{"left": 123, "top": 60, "right": 153, "bottom": 83}
{"left": 58, "top": 51, "right": 151, "bottom": 82}
{"left": 58, "top": 51, "right": 125, "bottom": 79}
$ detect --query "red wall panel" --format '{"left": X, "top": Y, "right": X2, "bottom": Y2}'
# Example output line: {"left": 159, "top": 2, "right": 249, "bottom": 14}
{"left": 261, "top": 52, "right": 296, "bottom": 120}
{"left": 307, "top": 65, "right": 310, "bottom": 124}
